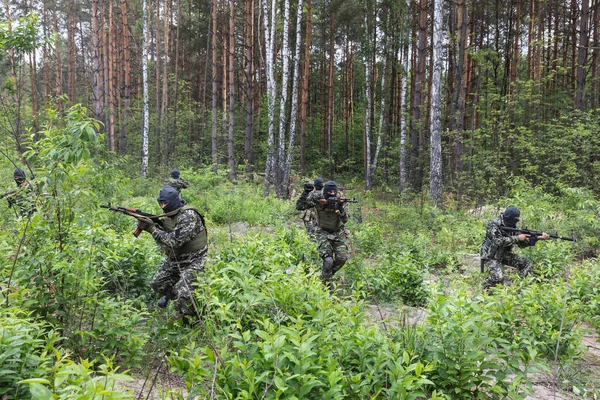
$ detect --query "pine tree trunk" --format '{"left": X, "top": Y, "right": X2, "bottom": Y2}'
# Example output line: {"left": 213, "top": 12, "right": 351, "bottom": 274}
{"left": 299, "top": 0, "right": 311, "bottom": 176}
{"left": 576, "top": 0, "right": 590, "bottom": 110}
{"left": 227, "top": 0, "right": 237, "bottom": 182}
{"left": 211, "top": 0, "right": 219, "bottom": 172}
{"left": 243, "top": 0, "right": 255, "bottom": 179}
{"left": 120, "top": 0, "right": 131, "bottom": 155}
{"left": 108, "top": 0, "right": 116, "bottom": 152}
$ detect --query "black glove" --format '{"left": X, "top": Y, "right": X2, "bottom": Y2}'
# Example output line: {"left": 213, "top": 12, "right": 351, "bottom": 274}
{"left": 137, "top": 218, "right": 156, "bottom": 233}
{"left": 303, "top": 183, "right": 314, "bottom": 193}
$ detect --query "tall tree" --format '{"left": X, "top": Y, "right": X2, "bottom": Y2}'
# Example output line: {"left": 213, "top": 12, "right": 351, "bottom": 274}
{"left": 282, "top": 0, "right": 304, "bottom": 195}
{"left": 211, "top": 0, "right": 218, "bottom": 172}
{"left": 299, "top": 0, "right": 312, "bottom": 176}
{"left": 243, "top": 0, "right": 255, "bottom": 178}
{"left": 575, "top": 0, "right": 590, "bottom": 110}
{"left": 429, "top": 0, "right": 443, "bottom": 207}
{"left": 120, "top": 0, "right": 131, "bottom": 155}
{"left": 141, "top": 0, "right": 149, "bottom": 176}
{"left": 227, "top": 0, "right": 236, "bottom": 182}
{"left": 263, "top": 0, "right": 277, "bottom": 196}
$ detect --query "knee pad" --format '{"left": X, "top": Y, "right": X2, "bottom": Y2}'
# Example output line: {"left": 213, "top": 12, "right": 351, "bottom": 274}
{"left": 323, "top": 256, "right": 334, "bottom": 270}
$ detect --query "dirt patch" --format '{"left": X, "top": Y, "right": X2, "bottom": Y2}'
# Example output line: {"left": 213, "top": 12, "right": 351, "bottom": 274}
{"left": 114, "top": 365, "right": 188, "bottom": 399}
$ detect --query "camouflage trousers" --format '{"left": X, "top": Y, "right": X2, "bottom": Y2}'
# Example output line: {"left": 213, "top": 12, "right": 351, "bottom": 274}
{"left": 303, "top": 219, "right": 317, "bottom": 239}
{"left": 151, "top": 250, "right": 207, "bottom": 317}
{"left": 482, "top": 252, "right": 532, "bottom": 290}
{"left": 315, "top": 227, "right": 348, "bottom": 282}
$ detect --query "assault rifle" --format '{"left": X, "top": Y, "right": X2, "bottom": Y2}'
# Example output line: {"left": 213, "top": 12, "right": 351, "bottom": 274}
{"left": 100, "top": 204, "right": 168, "bottom": 237}
{"left": 318, "top": 197, "right": 358, "bottom": 213}
{"left": 0, "top": 190, "right": 15, "bottom": 200}
{"left": 500, "top": 226, "right": 576, "bottom": 246}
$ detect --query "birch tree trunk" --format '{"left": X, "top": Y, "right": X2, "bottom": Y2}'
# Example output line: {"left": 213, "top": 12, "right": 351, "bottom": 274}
{"left": 162, "top": 0, "right": 170, "bottom": 163}
{"left": 263, "top": 0, "right": 277, "bottom": 197}
{"left": 282, "top": 0, "right": 304, "bottom": 195}
{"left": 399, "top": 15, "right": 411, "bottom": 191}
{"left": 429, "top": 0, "right": 444, "bottom": 208}
{"left": 141, "top": 0, "right": 149, "bottom": 177}
{"left": 227, "top": 0, "right": 237, "bottom": 182}
{"left": 275, "top": 0, "right": 291, "bottom": 197}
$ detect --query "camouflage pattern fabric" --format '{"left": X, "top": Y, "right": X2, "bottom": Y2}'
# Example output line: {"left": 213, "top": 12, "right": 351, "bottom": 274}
{"left": 315, "top": 228, "right": 348, "bottom": 282}
{"left": 166, "top": 177, "right": 190, "bottom": 192}
{"left": 151, "top": 251, "right": 207, "bottom": 317}
{"left": 6, "top": 181, "right": 38, "bottom": 217}
{"left": 296, "top": 188, "right": 319, "bottom": 239}
{"left": 481, "top": 216, "right": 532, "bottom": 289}
{"left": 302, "top": 190, "right": 350, "bottom": 283}
{"left": 482, "top": 254, "right": 532, "bottom": 289}
{"left": 299, "top": 209, "right": 317, "bottom": 238}
{"left": 151, "top": 208, "right": 207, "bottom": 317}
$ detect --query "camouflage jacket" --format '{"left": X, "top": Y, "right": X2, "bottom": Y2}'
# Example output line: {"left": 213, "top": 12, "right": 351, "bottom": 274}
{"left": 302, "top": 190, "right": 348, "bottom": 232}
{"left": 152, "top": 208, "right": 207, "bottom": 257}
{"left": 166, "top": 177, "right": 190, "bottom": 192}
{"left": 480, "top": 216, "right": 527, "bottom": 260}
{"left": 296, "top": 189, "right": 318, "bottom": 221}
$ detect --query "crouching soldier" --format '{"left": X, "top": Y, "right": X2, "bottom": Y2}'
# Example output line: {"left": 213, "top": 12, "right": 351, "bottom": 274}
{"left": 137, "top": 185, "right": 208, "bottom": 325}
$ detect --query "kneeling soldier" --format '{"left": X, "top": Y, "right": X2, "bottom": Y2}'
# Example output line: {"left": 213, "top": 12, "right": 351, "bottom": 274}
{"left": 137, "top": 185, "right": 208, "bottom": 324}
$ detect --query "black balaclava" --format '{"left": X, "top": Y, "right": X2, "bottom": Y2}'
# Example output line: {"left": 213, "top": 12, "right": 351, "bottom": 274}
{"left": 323, "top": 180, "right": 338, "bottom": 200}
{"left": 313, "top": 177, "right": 324, "bottom": 191}
{"left": 157, "top": 185, "right": 184, "bottom": 213}
{"left": 502, "top": 206, "right": 521, "bottom": 228}
{"left": 170, "top": 169, "right": 180, "bottom": 179}
{"left": 14, "top": 168, "right": 26, "bottom": 186}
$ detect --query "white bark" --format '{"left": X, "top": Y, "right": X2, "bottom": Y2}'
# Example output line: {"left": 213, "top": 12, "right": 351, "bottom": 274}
{"left": 364, "top": 55, "right": 372, "bottom": 189}
{"left": 275, "top": 0, "right": 291, "bottom": 197}
{"left": 263, "top": 0, "right": 277, "bottom": 196}
{"left": 399, "top": 36, "right": 410, "bottom": 191}
{"left": 429, "top": 0, "right": 444, "bottom": 207}
{"left": 141, "top": 0, "right": 149, "bottom": 177}
{"left": 283, "top": 0, "right": 304, "bottom": 194}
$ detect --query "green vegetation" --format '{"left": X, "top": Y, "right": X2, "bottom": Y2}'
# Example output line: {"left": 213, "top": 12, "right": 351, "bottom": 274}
{"left": 1, "top": 107, "right": 600, "bottom": 398}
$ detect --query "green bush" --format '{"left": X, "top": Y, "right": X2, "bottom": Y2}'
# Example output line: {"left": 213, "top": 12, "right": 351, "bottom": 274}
{"left": 423, "top": 292, "right": 536, "bottom": 399}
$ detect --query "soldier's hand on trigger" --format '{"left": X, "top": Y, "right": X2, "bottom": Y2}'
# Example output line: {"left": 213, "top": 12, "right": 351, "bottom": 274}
{"left": 137, "top": 217, "right": 156, "bottom": 234}
{"left": 517, "top": 233, "right": 530, "bottom": 241}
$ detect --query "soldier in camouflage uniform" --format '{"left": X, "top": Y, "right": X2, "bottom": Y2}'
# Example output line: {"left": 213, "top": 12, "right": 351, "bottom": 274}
{"left": 296, "top": 177, "right": 324, "bottom": 239}
{"left": 480, "top": 206, "right": 549, "bottom": 290}
{"left": 297, "top": 180, "right": 349, "bottom": 288}
{"left": 5, "top": 168, "right": 37, "bottom": 217}
{"left": 137, "top": 185, "right": 208, "bottom": 322}
{"left": 166, "top": 169, "right": 190, "bottom": 193}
